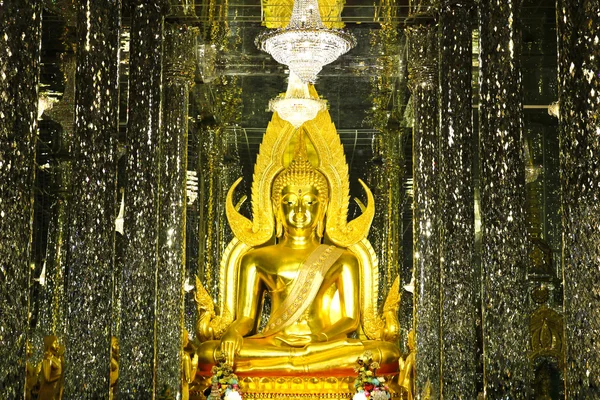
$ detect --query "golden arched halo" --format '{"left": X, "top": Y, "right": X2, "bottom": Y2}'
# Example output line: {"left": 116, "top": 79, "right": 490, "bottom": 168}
{"left": 225, "top": 85, "right": 374, "bottom": 249}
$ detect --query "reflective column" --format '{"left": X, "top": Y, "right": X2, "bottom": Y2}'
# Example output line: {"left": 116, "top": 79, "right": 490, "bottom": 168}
{"left": 478, "top": 0, "right": 530, "bottom": 396}
{"left": 156, "top": 22, "right": 197, "bottom": 396}
{"left": 557, "top": 0, "right": 600, "bottom": 396}
{"left": 44, "top": 54, "right": 77, "bottom": 342}
{"left": 119, "top": 1, "right": 168, "bottom": 397}
{"left": 198, "top": 123, "right": 224, "bottom": 297}
{"left": 405, "top": 23, "right": 440, "bottom": 398}
{"left": 438, "top": 2, "right": 477, "bottom": 398}
{"left": 366, "top": 16, "right": 404, "bottom": 302}
{"left": 0, "top": 0, "right": 42, "bottom": 396}
{"left": 63, "top": 0, "right": 121, "bottom": 396}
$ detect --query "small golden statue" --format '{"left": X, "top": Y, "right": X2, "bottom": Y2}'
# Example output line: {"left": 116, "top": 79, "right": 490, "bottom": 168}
{"left": 110, "top": 336, "right": 119, "bottom": 400}
{"left": 398, "top": 330, "right": 416, "bottom": 400}
{"left": 38, "top": 335, "right": 63, "bottom": 400}
{"left": 26, "top": 341, "right": 39, "bottom": 400}
{"left": 182, "top": 329, "right": 199, "bottom": 400}
{"left": 196, "top": 94, "right": 401, "bottom": 385}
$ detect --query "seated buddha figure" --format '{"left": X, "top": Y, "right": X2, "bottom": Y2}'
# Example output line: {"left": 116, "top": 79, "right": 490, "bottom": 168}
{"left": 38, "top": 335, "right": 63, "bottom": 400}
{"left": 196, "top": 128, "right": 401, "bottom": 377}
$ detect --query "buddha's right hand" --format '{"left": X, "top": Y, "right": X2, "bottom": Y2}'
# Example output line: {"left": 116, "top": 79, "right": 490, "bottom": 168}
{"left": 219, "top": 328, "right": 243, "bottom": 366}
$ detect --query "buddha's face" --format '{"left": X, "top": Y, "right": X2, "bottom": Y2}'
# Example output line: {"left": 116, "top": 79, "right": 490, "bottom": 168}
{"left": 111, "top": 337, "right": 119, "bottom": 354}
{"left": 279, "top": 184, "right": 324, "bottom": 234}
{"left": 45, "top": 338, "right": 59, "bottom": 354}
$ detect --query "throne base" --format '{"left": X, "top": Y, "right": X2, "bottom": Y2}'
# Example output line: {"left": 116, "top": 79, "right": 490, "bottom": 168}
{"left": 190, "top": 374, "right": 405, "bottom": 400}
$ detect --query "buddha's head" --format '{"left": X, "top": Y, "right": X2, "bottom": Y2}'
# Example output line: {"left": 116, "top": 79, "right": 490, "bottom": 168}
{"left": 183, "top": 329, "right": 190, "bottom": 348}
{"left": 272, "top": 137, "right": 329, "bottom": 238}
{"left": 111, "top": 336, "right": 119, "bottom": 358}
{"left": 43, "top": 335, "right": 59, "bottom": 354}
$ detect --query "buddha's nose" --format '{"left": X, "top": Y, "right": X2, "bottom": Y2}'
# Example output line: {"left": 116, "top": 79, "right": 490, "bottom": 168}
{"left": 293, "top": 204, "right": 306, "bottom": 220}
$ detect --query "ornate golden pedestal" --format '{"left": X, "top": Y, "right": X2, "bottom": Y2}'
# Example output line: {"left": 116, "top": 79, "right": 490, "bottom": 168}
{"left": 191, "top": 374, "right": 404, "bottom": 400}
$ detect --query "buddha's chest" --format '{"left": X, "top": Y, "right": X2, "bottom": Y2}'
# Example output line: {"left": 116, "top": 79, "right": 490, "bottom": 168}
{"left": 262, "top": 262, "right": 304, "bottom": 295}
{"left": 258, "top": 250, "right": 313, "bottom": 289}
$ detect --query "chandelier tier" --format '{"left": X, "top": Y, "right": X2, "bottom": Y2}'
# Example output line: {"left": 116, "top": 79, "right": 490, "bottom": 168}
{"left": 269, "top": 72, "right": 327, "bottom": 128}
{"left": 256, "top": 0, "right": 355, "bottom": 83}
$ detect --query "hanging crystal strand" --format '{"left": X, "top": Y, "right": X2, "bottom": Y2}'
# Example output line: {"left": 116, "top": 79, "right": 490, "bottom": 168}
{"left": 31, "top": 52, "right": 76, "bottom": 367}
{"left": 438, "top": 1, "right": 477, "bottom": 398}
{"left": 392, "top": 34, "right": 411, "bottom": 356}
{"left": 119, "top": 1, "right": 169, "bottom": 397}
{"left": 219, "top": 128, "right": 243, "bottom": 258}
{"left": 478, "top": 0, "right": 530, "bottom": 397}
{"left": 45, "top": 54, "right": 77, "bottom": 345}
{"left": 409, "top": 0, "right": 436, "bottom": 17}
{"left": 287, "top": 0, "right": 324, "bottom": 29}
{"left": 0, "top": 0, "right": 42, "bottom": 396}
{"left": 30, "top": 121, "right": 70, "bottom": 368}
{"left": 405, "top": 22, "right": 441, "bottom": 398}
{"left": 197, "top": 122, "right": 223, "bottom": 298}
{"left": 156, "top": 22, "right": 197, "bottom": 396}
{"left": 557, "top": 0, "right": 600, "bottom": 396}
{"left": 197, "top": 8, "right": 243, "bottom": 300}
{"left": 63, "top": 0, "right": 121, "bottom": 396}
{"left": 366, "top": 133, "right": 389, "bottom": 302}
{"left": 366, "top": 0, "right": 404, "bottom": 303}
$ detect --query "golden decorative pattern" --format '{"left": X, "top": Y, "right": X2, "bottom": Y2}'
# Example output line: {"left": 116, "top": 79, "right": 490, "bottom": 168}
{"left": 529, "top": 306, "right": 564, "bottom": 368}
{"left": 195, "top": 258, "right": 236, "bottom": 341}
{"left": 262, "top": 0, "right": 345, "bottom": 29}
{"left": 239, "top": 375, "right": 401, "bottom": 398}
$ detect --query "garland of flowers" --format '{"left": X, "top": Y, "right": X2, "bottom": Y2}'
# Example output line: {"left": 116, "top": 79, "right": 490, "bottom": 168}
{"left": 353, "top": 351, "right": 391, "bottom": 400}
{"left": 208, "top": 352, "right": 242, "bottom": 400}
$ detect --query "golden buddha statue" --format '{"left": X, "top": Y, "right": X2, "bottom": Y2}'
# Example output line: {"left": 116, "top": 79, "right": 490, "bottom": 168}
{"left": 195, "top": 100, "right": 401, "bottom": 389}
{"left": 26, "top": 341, "right": 39, "bottom": 400}
{"left": 110, "top": 336, "right": 119, "bottom": 400}
{"left": 38, "top": 335, "right": 63, "bottom": 400}
{"left": 183, "top": 329, "right": 199, "bottom": 400}
{"left": 398, "top": 330, "right": 416, "bottom": 400}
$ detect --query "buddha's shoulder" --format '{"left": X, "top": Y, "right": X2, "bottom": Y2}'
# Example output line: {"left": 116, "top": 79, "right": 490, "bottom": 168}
{"left": 240, "top": 244, "right": 357, "bottom": 265}
{"left": 239, "top": 245, "right": 279, "bottom": 264}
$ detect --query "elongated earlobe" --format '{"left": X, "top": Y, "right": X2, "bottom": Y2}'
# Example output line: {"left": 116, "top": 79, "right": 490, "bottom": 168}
{"left": 272, "top": 201, "right": 283, "bottom": 238}
{"left": 316, "top": 220, "right": 324, "bottom": 239}
{"left": 317, "top": 200, "right": 327, "bottom": 239}
{"left": 275, "top": 215, "right": 283, "bottom": 238}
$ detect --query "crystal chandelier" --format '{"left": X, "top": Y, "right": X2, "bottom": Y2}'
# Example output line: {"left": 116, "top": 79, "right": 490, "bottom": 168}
{"left": 269, "top": 72, "right": 327, "bottom": 128}
{"left": 256, "top": 0, "right": 355, "bottom": 83}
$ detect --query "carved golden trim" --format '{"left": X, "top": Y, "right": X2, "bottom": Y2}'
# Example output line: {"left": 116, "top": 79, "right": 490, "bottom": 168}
{"left": 190, "top": 375, "right": 403, "bottom": 399}
{"left": 262, "top": 0, "right": 346, "bottom": 29}
{"left": 529, "top": 306, "right": 564, "bottom": 368}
